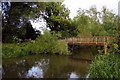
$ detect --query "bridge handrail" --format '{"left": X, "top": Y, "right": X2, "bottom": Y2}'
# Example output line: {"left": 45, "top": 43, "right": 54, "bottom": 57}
{"left": 63, "top": 36, "right": 114, "bottom": 44}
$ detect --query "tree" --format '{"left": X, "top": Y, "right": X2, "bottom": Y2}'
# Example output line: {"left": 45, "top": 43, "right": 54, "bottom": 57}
{"left": 42, "top": 2, "right": 73, "bottom": 37}
{"left": 73, "top": 12, "right": 92, "bottom": 36}
{"left": 101, "top": 6, "right": 118, "bottom": 36}
{"left": 25, "top": 22, "right": 36, "bottom": 40}
{"left": 73, "top": 6, "right": 118, "bottom": 36}
{"left": 2, "top": 2, "right": 72, "bottom": 42}
{"left": 2, "top": 2, "right": 42, "bottom": 42}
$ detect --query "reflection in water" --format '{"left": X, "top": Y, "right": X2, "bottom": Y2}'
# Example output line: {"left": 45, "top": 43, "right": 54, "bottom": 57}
{"left": 69, "top": 72, "right": 79, "bottom": 78}
{"left": 68, "top": 72, "right": 79, "bottom": 80}
{"left": 26, "top": 66, "right": 43, "bottom": 78}
{"left": 3, "top": 47, "right": 95, "bottom": 79}
{"left": 26, "top": 59, "right": 49, "bottom": 78}
{"left": 0, "top": 66, "right": 2, "bottom": 79}
{"left": 86, "top": 73, "right": 90, "bottom": 78}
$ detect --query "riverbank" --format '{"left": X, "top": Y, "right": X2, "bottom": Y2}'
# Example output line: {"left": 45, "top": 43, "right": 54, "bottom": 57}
{"left": 89, "top": 53, "right": 120, "bottom": 78}
{"left": 2, "top": 31, "right": 70, "bottom": 58}
{"left": 2, "top": 41, "right": 69, "bottom": 58}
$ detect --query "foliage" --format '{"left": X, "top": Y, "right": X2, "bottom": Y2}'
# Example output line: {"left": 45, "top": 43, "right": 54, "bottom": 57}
{"left": 2, "top": 2, "right": 72, "bottom": 42}
{"left": 25, "top": 31, "right": 69, "bottom": 55}
{"left": 2, "top": 2, "right": 39, "bottom": 42}
{"left": 44, "top": 2, "right": 71, "bottom": 31}
{"left": 2, "top": 31, "right": 70, "bottom": 58}
{"left": 89, "top": 8, "right": 120, "bottom": 78}
{"left": 89, "top": 53, "right": 120, "bottom": 78}
{"left": 2, "top": 43, "right": 29, "bottom": 58}
{"left": 73, "top": 6, "right": 118, "bottom": 36}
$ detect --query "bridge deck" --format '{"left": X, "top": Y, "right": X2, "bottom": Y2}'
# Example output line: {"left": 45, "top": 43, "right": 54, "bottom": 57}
{"left": 63, "top": 36, "right": 114, "bottom": 46}
{"left": 62, "top": 36, "right": 114, "bottom": 54}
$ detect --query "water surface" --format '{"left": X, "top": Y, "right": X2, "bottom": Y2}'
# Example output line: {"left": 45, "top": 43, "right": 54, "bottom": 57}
{"left": 2, "top": 47, "right": 96, "bottom": 79}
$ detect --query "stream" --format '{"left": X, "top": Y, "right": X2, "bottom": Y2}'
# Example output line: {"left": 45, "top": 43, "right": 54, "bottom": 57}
{"left": 2, "top": 46, "right": 97, "bottom": 79}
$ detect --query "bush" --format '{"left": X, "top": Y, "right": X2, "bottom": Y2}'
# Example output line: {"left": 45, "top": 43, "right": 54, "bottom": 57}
{"left": 2, "top": 31, "right": 70, "bottom": 58}
{"left": 89, "top": 53, "right": 120, "bottom": 78}
{"left": 2, "top": 43, "right": 29, "bottom": 58}
{"left": 25, "top": 31, "right": 69, "bottom": 55}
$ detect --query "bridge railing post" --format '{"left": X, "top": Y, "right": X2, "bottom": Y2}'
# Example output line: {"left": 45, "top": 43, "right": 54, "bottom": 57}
{"left": 104, "top": 36, "right": 105, "bottom": 45}
{"left": 104, "top": 43, "right": 108, "bottom": 54}
{"left": 80, "top": 37, "right": 81, "bottom": 43}
{"left": 65, "top": 38, "right": 66, "bottom": 42}
{"left": 72, "top": 37, "right": 74, "bottom": 44}
{"left": 96, "top": 37, "right": 97, "bottom": 44}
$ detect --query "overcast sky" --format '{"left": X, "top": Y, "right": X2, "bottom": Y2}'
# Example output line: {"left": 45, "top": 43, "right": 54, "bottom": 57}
{"left": 62, "top": 0, "right": 120, "bottom": 19}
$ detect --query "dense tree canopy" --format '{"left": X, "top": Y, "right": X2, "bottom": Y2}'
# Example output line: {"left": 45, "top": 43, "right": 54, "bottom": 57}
{"left": 2, "top": 2, "right": 119, "bottom": 43}
{"left": 2, "top": 2, "right": 72, "bottom": 42}
{"left": 2, "top": 2, "right": 44, "bottom": 42}
{"left": 73, "top": 6, "right": 118, "bottom": 36}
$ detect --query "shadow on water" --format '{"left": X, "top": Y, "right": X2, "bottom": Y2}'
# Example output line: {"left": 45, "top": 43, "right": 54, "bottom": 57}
{"left": 2, "top": 46, "right": 97, "bottom": 79}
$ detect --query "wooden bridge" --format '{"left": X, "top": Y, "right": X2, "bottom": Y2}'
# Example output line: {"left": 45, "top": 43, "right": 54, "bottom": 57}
{"left": 62, "top": 36, "right": 114, "bottom": 54}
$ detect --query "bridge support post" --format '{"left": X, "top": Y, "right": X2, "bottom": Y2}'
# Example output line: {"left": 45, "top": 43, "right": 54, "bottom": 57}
{"left": 104, "top": 43, "right": 108, "bottom": 54}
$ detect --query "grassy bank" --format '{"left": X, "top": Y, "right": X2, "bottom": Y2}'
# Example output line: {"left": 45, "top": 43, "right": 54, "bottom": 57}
{"left": 2, "top": 31, "right": 70, "bottom": 58}
{"left": 89, "top": 53, "right": 120, "bottom": 78}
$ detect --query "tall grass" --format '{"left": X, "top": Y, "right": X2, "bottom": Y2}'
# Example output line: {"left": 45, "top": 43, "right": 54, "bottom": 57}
{"left": 89, "top": 53, "right": 120, "bottom": 78}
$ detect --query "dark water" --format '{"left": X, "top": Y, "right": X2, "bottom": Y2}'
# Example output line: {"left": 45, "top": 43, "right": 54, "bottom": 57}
{"left": 2, "top": 47, "right": 96, "bottom": 79}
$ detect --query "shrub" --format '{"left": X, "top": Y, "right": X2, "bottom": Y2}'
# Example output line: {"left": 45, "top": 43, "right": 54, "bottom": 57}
{"left": 89, "top": 53, "right": 120, "bottom": 78}
{"left": 25, "top": 31, "right": 70, "bottom": 55}
{"left": 2, "top": 31, "right": 70, "bottom": 58}
{"left": 2, "top": 43, "right": 29, "bottom": 58}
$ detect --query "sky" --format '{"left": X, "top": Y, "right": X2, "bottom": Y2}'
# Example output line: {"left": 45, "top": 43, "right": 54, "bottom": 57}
{"left": 32, "top": 0, "right": 120, "bottom": 31}
{"left": 62, "top": 0, "right": 120, "bottom": 19}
